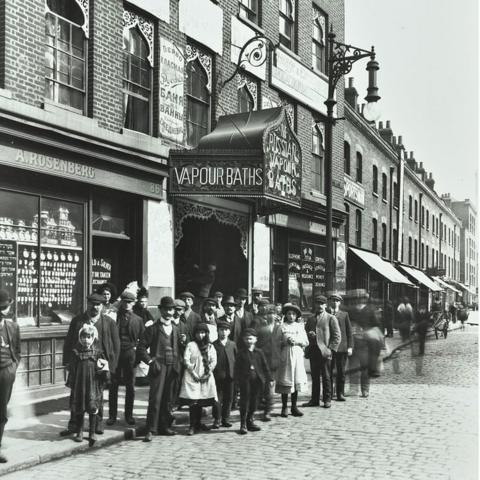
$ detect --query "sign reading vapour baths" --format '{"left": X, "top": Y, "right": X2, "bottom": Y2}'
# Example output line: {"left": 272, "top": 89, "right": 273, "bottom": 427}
{"left": 170, "top": 108, "right": 302, "bottom": 207}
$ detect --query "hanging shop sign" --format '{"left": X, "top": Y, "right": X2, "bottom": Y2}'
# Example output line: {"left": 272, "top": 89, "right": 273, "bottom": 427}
{"left": 159, "top": 37, "right": 184, "bottom": 144}
{"left": 92, "top": 257, "right": 112, "bottom": 287}
{"left": 344, "top": 175, "right": 365, "bottom": 207}
{"left": 170, "top": 108, "right": 302, "bottom": 207}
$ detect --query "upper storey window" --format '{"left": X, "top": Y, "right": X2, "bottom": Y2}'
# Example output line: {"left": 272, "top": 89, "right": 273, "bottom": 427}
{"left": 279, "top": 0, "right": 295, "bottom": 51}
{"left": 45, "top": 0, "right": 88, "bottom": 112}
{"left": 239, "top": 0, "right": 259, "bottom": 24}
{"left": 312, "top": 7, "right": 326, "bottom": 74}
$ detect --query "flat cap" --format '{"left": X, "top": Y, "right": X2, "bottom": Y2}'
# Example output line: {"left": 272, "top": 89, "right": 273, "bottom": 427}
{"left": 243, "top": 328, "right": 257, "bottom": 337}
{"left": 314, "top": 295, "right": 328, "bottom": 304}
{"left": 121, "top": 291, "right": 136, "bottom": 302}
{"left": 328, "top": 293, "right": 343, "bottom": 302}
{"left": 174, "top": 299, "right": 186, "bottom": 309}
{"left": 87, "top": 293, "right": 105, "bottom": 305}
{"left": 179, "top": 291, "right": 195, "bottom": 299}
{"left": 217, "top": 320, "right": 232, "bottom": 330}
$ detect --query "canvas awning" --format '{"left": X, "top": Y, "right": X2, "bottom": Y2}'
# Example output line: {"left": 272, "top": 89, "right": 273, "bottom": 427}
{"left": 432, "top": 276, "right": 460, "bottom": 293}
{"left": 349, "top": 247, "right": 413, "bottom": 285}
{"left": 397, "top": 265, "right": 443, "bottom": 292}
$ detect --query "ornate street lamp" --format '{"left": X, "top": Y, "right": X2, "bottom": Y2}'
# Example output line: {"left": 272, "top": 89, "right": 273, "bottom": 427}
{"left": 324, "top": 27, "right": 381, "bottom": 293}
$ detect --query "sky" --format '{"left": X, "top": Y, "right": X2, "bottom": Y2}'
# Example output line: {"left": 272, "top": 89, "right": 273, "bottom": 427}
{"left": 345, "top": 0, "right": 479, "bottom": 206}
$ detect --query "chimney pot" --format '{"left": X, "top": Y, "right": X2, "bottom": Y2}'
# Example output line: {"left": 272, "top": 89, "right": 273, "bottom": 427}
{"left": 378, "top": 121, "right": 383, "bottom": 129}
{"left": 386, "top": 120, "right": 391, "bottom": 128}
{"left": 392, "top": 135, "right": 397, "bottom": 144}
{"left": 410, "top": 151, "right": 414, "bottom": 159}
{"left": 348, "top": 77, "right": 354, "bottom": 88}
{"left": 398, "top": 135, "right": 403, "bottom": 145}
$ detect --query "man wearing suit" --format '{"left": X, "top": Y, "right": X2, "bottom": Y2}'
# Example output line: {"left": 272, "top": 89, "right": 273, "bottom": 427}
{"left": 245, "top": 287, "right": 263, "bottom": 315}
{"left": 303, "top": 295, "right": 341, "bottom": 408}
{"left": 211, "top": 321, "right": 237, "bottom": 428}
{"left": 107, "top": 291, "right": 144, "bottom": 426}
{"left": 179, "top": 292, "right": 200, "bottom": 340}
{"left": 138, "top": 296, "right": 182, "bottom": 440}
{"left": 200, "top": 298, "right": 218, "bottom": 343}
{"left": 235, "top": 288, "right": 254, "bottom": 330}
{"left": 218, "top": 296, "right": 244, "bottom": 346}
{"left": 328, "top": 293, "right": 353, "bottom": 401}
{"left": 0, "top": 290, "right": 20, "bottom": 463}
{"left": 61, "top": 292, "right": 120, "bottom": 436}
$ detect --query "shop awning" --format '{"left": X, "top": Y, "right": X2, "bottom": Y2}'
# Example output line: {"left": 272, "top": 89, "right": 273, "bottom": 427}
{"left": 446, "top": 279, "right": 476, "bottom": 296}
{"left": 432, "top": 276, "right": 460, "bottom": 293}
{"left": 397, "top": 265, "right": 443, "bottom": 292}
{"left": 349, "top": 247, "right": 413, "bottom": 285}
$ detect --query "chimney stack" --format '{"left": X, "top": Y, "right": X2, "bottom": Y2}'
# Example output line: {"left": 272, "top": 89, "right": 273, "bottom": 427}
{"left": 425, "top": 172, "right": 435, "bottom": 191}
{"left": 344, "top": 77, "right": 358, "bottom": 108}
{"left": 442, "top": 193, "right": 452, "bottom": 207}
{"left": 379, "top": 120, "right": 393, "bottom": 143}
{"left": 406, "top": 150, "right": 416, "bottom": 171}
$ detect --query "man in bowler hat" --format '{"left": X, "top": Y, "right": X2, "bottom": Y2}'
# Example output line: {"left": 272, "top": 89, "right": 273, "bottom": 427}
{"left": 138, "top": 296, "right": 182, "bottom": 440}
{"left": 61, "top": 292, "right": 120, "bottom": 436}
{"left": 218, "top": 296, "right": 244, "bottom": 346}
{"left": 0, "top": 290, "right": 20, "bottom": 463}
{"left": 303, "top": 295, "right": 341, "bottom": 408}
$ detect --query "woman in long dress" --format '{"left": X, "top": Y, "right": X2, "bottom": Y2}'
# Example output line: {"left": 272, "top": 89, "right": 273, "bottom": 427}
{"left": 179, "top": 323, "right": 217, "bottom": 435}
{"left": 275, "top": 303, "right": 308, "bottom": 418}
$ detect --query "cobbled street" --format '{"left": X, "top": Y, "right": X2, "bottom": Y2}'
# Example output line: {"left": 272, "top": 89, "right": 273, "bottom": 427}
{"left": 3, "top": 328, "right": 477, "bottom": 480}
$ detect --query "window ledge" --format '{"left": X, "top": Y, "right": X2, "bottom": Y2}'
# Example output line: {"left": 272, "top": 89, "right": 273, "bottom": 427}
{"left": 393, "top": 205, "right": 399, "bottom": 211}
{"left": 310, "top": 190, "right": 326, "bottom": 201}
{"left": 236, "top": 14, "right": 265, "bottom": 35}
{"left": 372, "top": 192, "right": 379, "bottom": 198}
{"left": 43, "top": 98, "right": 84, "bottom": 116}
{"left": 0, "top": 88, "right": 12, "bottom": 99}
{"left": 311, "top": 66, "right": 328, "bottom": 82}
{"left": 382, "top": 198, "right": 388, "bottom": 204}
{"left": 277, "top": 43, "right": 302, "bottom": 63}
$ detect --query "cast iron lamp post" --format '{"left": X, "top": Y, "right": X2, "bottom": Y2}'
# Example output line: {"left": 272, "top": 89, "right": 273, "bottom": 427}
{"left": 323, "top": 27, "right": 381, "bottom": 293}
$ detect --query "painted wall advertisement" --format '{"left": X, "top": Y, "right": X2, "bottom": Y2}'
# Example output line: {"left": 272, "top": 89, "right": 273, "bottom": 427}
{"left": 159, "top": 37, "right": 184, "bottom": 144}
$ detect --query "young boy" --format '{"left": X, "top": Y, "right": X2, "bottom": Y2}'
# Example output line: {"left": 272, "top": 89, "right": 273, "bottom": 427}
{"left": 235, "top": 328, "right": 272, "bottom": 434}
{"left": 212, "top": 321, "right": 237, "bottom": 429}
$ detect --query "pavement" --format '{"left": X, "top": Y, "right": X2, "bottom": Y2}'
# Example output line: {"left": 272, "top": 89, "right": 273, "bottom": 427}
{"left": 0, "top": 319, "right": 475, "bottom": 477}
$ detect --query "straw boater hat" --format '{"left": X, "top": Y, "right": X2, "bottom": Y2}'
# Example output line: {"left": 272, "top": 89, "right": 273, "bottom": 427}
{"left": 282, "top": 302, "right": 301, "bottom": 316}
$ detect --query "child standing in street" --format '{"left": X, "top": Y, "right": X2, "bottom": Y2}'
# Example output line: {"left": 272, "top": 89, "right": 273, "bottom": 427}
{"left": 275, "top": 303, "right": 308, "bottom": 418}
{"left": 235, "top": 328, "right": 272, "bottom": 434}
{"left": 66, "top": 324, "right": 109, "bottom": 446}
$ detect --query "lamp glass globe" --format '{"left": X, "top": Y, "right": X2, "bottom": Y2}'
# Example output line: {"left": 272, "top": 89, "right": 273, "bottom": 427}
{"left": 363, "top": 101, "right": 381, "bottom": 122}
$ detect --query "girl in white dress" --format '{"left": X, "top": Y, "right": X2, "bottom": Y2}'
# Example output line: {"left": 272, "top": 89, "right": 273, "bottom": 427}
{"left": 275, "top": 303, "right": 308, "bottom": 418}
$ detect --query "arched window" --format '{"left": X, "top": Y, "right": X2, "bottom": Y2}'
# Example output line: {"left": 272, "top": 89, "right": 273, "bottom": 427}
{"left": 344, "top": 141, "right": 351, "bottom": 175}
{"left": 408, "top": 195, "right": 413, "bottom": 218}
{"left": 123, "top": 27, "right": 152, "bottom": 134}
{"left": 312, "top": 126, "right": 324, "bottom": 193}
{"left": 279, "top": 0, "right": 295, "bottom": 51}
{"left": 344, "top": 203, "right": 350, "bottom": 245}
{"left": 186, "top": 57, "right": 211, "bottom": 147}
{"left": 414, "top": 199, "right": 418, "bottom": 222}
{"left": 408, "top": 237, "right": 412, "bottom": 264}
{"left": 381, "top": 223, "right": 387, "bottom": 257}
{"left": 355, "top": 209, "right": 362, "bottom": 247}
{"left": 371, "top": 218, "right": 378, "bottom": 251}
{"left": 45, "top": 0, "right": 86, "bottom": 111}
{"left": 393, "top": 228, "right": 398, "bottom": 260}
{"left": 372, "top": 165, "right": 378, "bottom": 194}
{"left": 426, "top": 245, "right": 429, "bottom": 267}
{"left": 414, "top": 239, "right": 418, "bottom": 266}
{"left": 382, "top": 173, "right": 387, "bottom": 200}
{"left": 237, "top": 86, "right": 254, "bottom": 113}
{"left": 312, "top": 8, "right": 326, "bottom": 73}
{"left": 356, "top": 152, "right": 363, "bottom": 183}
{"left": 421, "top": 242, "right": 425, "bottom": 268}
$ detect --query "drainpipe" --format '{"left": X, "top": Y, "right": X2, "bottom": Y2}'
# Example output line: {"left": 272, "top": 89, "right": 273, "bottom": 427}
{"left": 418, "top": 193, "right": 423, "bottom": 269}
{"left": 389, "top": 166, "right": 394, "bottom": 260}
{"left": 396, "top": 141, "right": 405, "bottom": 262}
{"left": 453, "top": 224, "right": 457, "bottom": 281}
{"left": 439, "top": 212, "right": 443, "bottom": 270}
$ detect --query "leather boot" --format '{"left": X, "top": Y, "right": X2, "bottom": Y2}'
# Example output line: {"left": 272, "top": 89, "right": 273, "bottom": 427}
{"left": 280, "top": 394, "right": 288, "bottom": 417}
{"left": 246, "top": 415, "right": 261, "bottom": 432}
{"left": 88, "top": 414, "right": 97, "bottom": 447}
{"left": 239, "top": 413, "right": 248, "bottom": 434}
{"left": 74, "top": 415, "right": 84, "bottom": 442}
{"left": 290, "top": 391, "right": 303, "bottom": 417}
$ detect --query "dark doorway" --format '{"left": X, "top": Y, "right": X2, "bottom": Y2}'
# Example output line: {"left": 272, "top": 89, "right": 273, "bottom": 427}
{"left": 175, "top": 216, "right": 247, "bottom": 298}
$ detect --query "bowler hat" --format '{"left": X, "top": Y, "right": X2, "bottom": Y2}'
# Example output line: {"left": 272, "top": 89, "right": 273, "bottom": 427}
{"left": 0, "top": 289, "right": 13, "bottom": 309}
{"left": 158, "top": 296, "right": 176, "bottom": 309}
{"left": 235, "top": 288, "right": 248, "bottom": 299}
{"left": 174, "top": 299, "right": 186, "bottom": 309}
{"left": 121, "top": 291, "right": 136, "bottom": 302}
{"left": 328, "top": 293, "right": 343, "bottom": 302}
{"left": 179, "top": 291, "right": 194, "bottom": 299}
{"left": 243, "top": 328, "right": 257, "bottom": 337}
{"left": 314, "top": 295, "right": 328, "bottom": 304}
{"left": 87, "top": 293, "right": 106, "bottom": 305}
{"left": 223, "top": 295, "right": 237, "bottom": 306}
{"left": 194, "top": 322, "right": 210, "bottom": 334}
{"left": 217, "top": 320, "right": 232, "bottom": 330}
{"left": 282, "top": 302, "right": 301, "bottom": 316}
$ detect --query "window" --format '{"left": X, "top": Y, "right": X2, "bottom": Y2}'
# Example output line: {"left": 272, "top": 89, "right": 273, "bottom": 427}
{"left": 421, "top": 206, "right": 425, "bottom": 227}
{"left": 426, "top": 245, "right": 429, "bottom": 267}
{"left": 431, "top": 213, "right": 434, "bottom": 232}
{"left": 421, "top": 242, "right": 424, "bottom": 269}
{"left": 344, "top": 203, "right": 350, "bottom": 245}
{"left": 186, "top": 54, "right": 211, "bottom": 147}
{"left": 414, "top": 199, "right": 418, "bottom": 222}
{"left": 237, "top": 85, "right": 255, "bottom": 113}
{"left": 123, "top": 27, "right": 152, "bottom": 134}
{"left": 381, "top": 223, "right": 387, "bottom": 257}
{"left": 356, "top": 152, "right": 363, "bottom": 183}
{"left": 312, "top": 126, "right": 324, "bottom": 193}
{"left": 312, "top": 7, "right": 326, "bottom": 73}
{"left": 355, "top": 210, "right": 362, "bottom": 247}
{"left": 408, "top": 237, "right": 412, "bottom": 264}
{"left": 344, "top": 141, "right": 351, "bottom": 175}
{"left": 409, "top": 195, "right": 413, "bottom": 218}
{"left": 393, "top": 182, "right": 399, "bottom": 207}
{"left": 393, "top": 228, "right": 398, "bottom": 260}
{"left": 414, "top": 239, "right": 418, "bottom": 266}
{"left": 45, "top": 0, "right": 86, "bottom": 111}
{"left": 372, "top": 218, "right": 378, "bottom": 251}
{"left": 279, "top": 0, "right": 295, "bottom": 51}
{"left": 239, "top": 0, "right": 258, "bottom": 24}
{"left": 436, "top": 217, "right": 439, "bottom": 236}
{"left": 373, "top": 166, "right": 378, "bottom": 194}
{"left": 382, "top": 173, "right": 387, "bottom": 200}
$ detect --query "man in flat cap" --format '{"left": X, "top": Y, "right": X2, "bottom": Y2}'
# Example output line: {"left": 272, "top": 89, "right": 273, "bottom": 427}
{"left": 0, "top": 290, "right": 20, "bottom": 463}
{"left": 246, "top": 287, "right": 263, "bottom": 315}
{"left": 61, "top": 292, "right": 120, "bottom": 436}
{"left": 328, "top": 293, "right": 353, "bottom": 401}
{"left": 303, "top": 295, "right": 341, "bottom": 408}
{"left": 107, "top": 291, "right": 144, "bottom": 426}
{"left": 200, "top": 298, "right": 218, "bottom": 343}
{"left": 139, "top": 296, "right": 183, "bottom": 440}
{"left": 179, "top": 292, "right": 200, "bottom": 340}
{"left": 235, "top": 288, "right": 254, "bottom": 331}
{"left": 212, "top": 291, "right": 225, "bottom": 318}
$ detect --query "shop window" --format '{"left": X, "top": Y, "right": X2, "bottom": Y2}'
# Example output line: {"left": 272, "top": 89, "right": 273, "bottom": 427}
{"left": 279, "top": 0, "right": 295, "bottom": 51}
{"left": 312, "top": 7, "right": 326, "bottom": 74}
{"left": 123, "top": 26, "right": 152, "bottom": 135}
{"left": 408, "top": 195, "right": 413, "bottom": 218}
{"left": 381, "top": 222, "right": 387, "bottom": 257}
{"left": 186, "top": 54, "right": 211, "bottom": 147}
{"left": 239, "top": 0, "right": 259, "bottom": 24}
{"left": 408, "top": 236, "right": 412, "bottom": 264}
{"left": 355, "top": 209, "right": 362, "bottom": 247}
{"left": 356, "top": 152, "right": 362, "bottom": 183}
{"left": 237, "top": 85, "right": 255, "bottom": 113}
{"left": 371, "top": 218, "right": 378, "bottom": 252}
{"left": 372, "top": 166, "right": 378, "bottom": 194}
{"left": 0, "top": 189, "right": 84, "bottom": 328}
{"left": 382, "top": 173, "right": 387, "bottom": 200}
{"left": 288, "top": 240, "right": 325, "bottom": 311}
{"left": 344, "top": 141, "right": 351, "bottom": 175}
{"left": 312, "top": 126, "right": 324, "bottom": 193}
{"left": 44, "top": 0, "right": 87, "bottom": 112}
{"left": 92, "top": 195, "right": 130, "bottom": 237}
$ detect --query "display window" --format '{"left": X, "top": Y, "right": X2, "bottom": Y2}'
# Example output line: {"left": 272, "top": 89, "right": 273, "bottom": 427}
{"left": 288, "top": 239, "right": 325, "bottom": 310}
{"left": 0, "top": 188, "right": 84, "bottom": 327}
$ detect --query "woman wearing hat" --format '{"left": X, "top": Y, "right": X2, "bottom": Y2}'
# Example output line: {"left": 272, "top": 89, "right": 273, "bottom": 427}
{"left": 275, "top": 303, "right": 308, "bottom": 418}
{"left": 179, "top": 323, "right": 217, "bottom": 435}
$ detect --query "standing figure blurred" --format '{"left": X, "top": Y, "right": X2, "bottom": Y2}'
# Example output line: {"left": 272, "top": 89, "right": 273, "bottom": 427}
{"left": 396, "top": 297, "right": 414, "bottom": 341}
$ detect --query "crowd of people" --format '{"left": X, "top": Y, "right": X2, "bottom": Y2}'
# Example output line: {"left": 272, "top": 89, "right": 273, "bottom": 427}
{"left": 0, "top": 282, "right": 468, "bottom": 462}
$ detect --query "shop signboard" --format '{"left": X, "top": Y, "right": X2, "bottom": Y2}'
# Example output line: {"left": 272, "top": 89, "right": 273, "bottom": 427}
{"left": 159, "top": 37, "right": 184, "bottom": 144}
{"left": 0, "top": 241, "right": 17, "bottom": 308}
{"left": 335, "top": 241, "right": 346, "bottom": 294}
{"left": 344, "top": 176, "right": 365, "bottom": 207}
{"left": 92, "top": 257, "right": 112, "bottom": 287}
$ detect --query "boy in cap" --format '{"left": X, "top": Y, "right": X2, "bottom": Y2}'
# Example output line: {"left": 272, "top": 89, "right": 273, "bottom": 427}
{"left": 211, "top": 321, "right": 237, "bottom": 428}
{"left": 235, "top": 328, "right": 272, "bottom": 434}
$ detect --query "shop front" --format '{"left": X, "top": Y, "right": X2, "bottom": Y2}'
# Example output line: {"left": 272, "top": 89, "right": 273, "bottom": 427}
{"left": 0, "top": 132, "right": 168, "bottom": 389}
